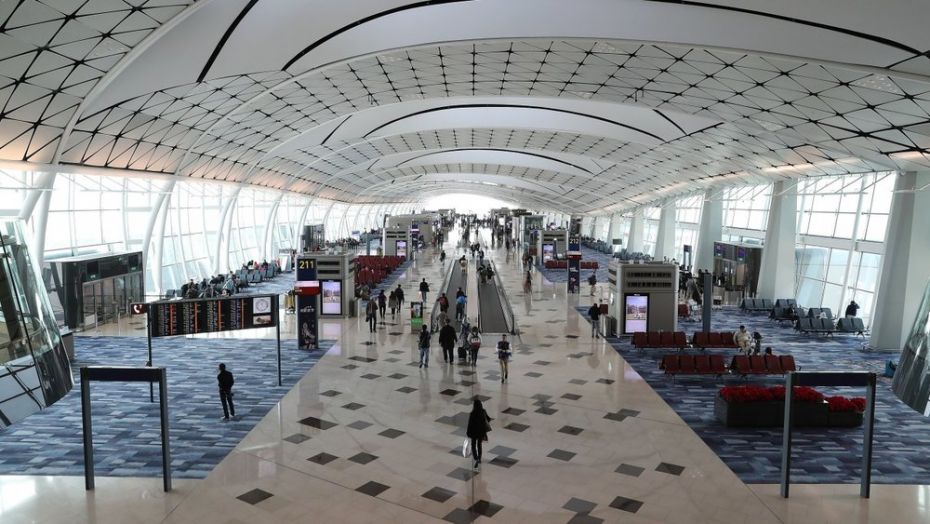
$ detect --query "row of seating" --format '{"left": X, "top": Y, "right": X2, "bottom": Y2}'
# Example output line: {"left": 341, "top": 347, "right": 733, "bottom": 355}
{"left": 797, "top": 317, "right": 868, "bottom": 336}
{"left": 632, "top": 331, "right": 688, "bottom": 349}
{"left": 659, "top": 354, "right": 798, "bottom": 378}
{"left": 806, "top": 307, "right": 834, "bottom": 320}
{"left": 543, "top": 260, "right": 600, "bottom": 269}
{"left": 740, "top": 298, "right": 774, "bottom": 312}
{"left": 691, "top": 331, "right": 739, "bottom": 349}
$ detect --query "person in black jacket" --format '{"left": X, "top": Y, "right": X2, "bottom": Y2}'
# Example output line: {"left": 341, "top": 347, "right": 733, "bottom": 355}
{"left": 419, "top": 278, "right": 430, "bottom": 303}
{"left": 588, "top": 301, "right": 601, "bottom": 338}
{"left": 438, "top": 319, "right": 457, "bottom": 364}
{"left": 466, "top": 398, "right": 491, "bottom": 470}
{"left": 217, "top": 363, "right": 235, "bottom": 420}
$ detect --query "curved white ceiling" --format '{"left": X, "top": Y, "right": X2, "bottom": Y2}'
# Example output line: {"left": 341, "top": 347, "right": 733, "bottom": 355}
{"left": 3, "top": 1, "right": 930, "bottom": 214}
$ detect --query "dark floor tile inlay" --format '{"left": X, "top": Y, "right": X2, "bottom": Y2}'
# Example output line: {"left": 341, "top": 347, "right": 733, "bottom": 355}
{"left": 320, "top": 390, "right": 341, "bottom": 397}
{"left": 441, "top": 388, "right": 461, "bottom": 396}
{"left": 618, "top": 408, "right": 641, "bottom": 417}
{"left": 349, "top": 356, "right": 377, "bottom": 363}
{"left": 379, "top": 428, "right": 405, "bottom": 439}
{"left": 535, "top": 406, "right": 558, "bottom": 415}
{"left": 349, "top": 452, "right": 378, "bottom": 465}
{"left": 442, "top": 508, "right": 476, "bottom": 524}
{"left": 384, "top": 357, "right": 400, "bottom": 363}
{"left": 422, "top": 486, "right": 456, "bottom": 503}
{"left": 505, "top": 422, "right": 530, "bottom": 432}
{"left": 656, "top": 462, "right": 685, "bottom": 475}
{"left": 468, "top": 500, "right": 503, "bottom": 518}
{"left": 237, "top": 488, "right": 273, "bottom": 505}
{"left": 502, "top": 407, "right": 525, "bottom": 416}
{"left": 609, "top": 496, "right": 643, "bottom": 514}
{"left": 525, "top": 371, "right": 543, "bottom": 378}
{"left": 563, "top": 497, "right": 598, "bottom": 514}
{"left": 568, "top": 514, "right": 605, "bottom": 524}
{"left": 548, "top": 449, "right": 576, "bottom": 461}
{"left": 489, "top": 456, "right": 518, "bottom": 468}
{"left": 396, "top": 386, "right": 417, "bottom": 393}
{"left": 561, "top": 393, "right": 582, "bottom": 401}
{"left": 596, "top": 378, "right": 615, "bottom": 385}
{"left": 307, "top": 452, "right": 338, "bottom": 465}
{"left": 388, "top": 349, "right": 404, "bottom": 354}
{"left": 298, "top": 416, "right": 337, "bottom": 430}
{"left": 360, "top": 373, "right": 381, "bottom": 380}
{"left": 283, "top": 433, "right": 310, "bottom": 444}
{"left": 447, "top": 467, "right": 476, "bottom": 481}
{"left": 341, "top": 364, "right": 359, "bottom": 370}
{"left": 347, "top": 420, "right": 373, "bottom": 430}
{"left": 356, "top": 481, "right": 390, "bottom": 497}
{"left": 489, "top": 445, "right": 517, "bottom": 456}
{"left": 615, "top": 463, "right": 645, "bottom": 477}
{"left": 533, "top": 360, "right": 551, "bottom": 366}
{"left": 341, "top": 402, "right": 365, "bottom": 410}
{"left": 558, "top": 425, "right": 584, "bottom": 435}
{"left": 388, "top": 373, "right": 408, "bottom": 379}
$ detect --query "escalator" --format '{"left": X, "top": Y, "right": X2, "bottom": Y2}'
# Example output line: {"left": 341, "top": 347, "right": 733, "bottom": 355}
{"left": 476, "top": 260, "right": 514, "bottom": 334}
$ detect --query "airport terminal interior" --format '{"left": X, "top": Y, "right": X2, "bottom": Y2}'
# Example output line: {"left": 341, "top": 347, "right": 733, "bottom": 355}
{"left": 3, "top": 1, "right": 930, "bottom": 522}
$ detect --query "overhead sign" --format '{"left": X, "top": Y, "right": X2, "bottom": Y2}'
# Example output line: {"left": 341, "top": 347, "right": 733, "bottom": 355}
{"left": 130, "top": 303, "right": 147, "bottom": 315}
{"left": 148, "top": 295, "right": 278, "bottom": 338}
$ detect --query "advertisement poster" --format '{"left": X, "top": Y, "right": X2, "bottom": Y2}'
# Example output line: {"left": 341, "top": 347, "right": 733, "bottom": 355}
{"left": 321, "top": 280, "right": 342, "bottom": 315}
{"left": 396, "top": 240, "right": 408, "bottom": 258}
{"left": 624, "top": 294, "right": 649, "bottom": 333}
{"left": 542, "top": 243, "right": 554, "bottom": 262}
{"left": 410, "top": 301, "right": 423, "bottom": 330}
{"left": 252, "top": 295, "right": 274, "bottom": 326}
{"left": 296, "top": 256, "right": 319, "bottom": 350}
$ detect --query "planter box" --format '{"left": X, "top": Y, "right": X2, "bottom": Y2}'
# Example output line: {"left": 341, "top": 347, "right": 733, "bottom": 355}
{"left": 827, "top": 410, "right": 864, "bottom": 428}
{"left": 715, "top": 395, "right": 832, "bottom": 427}
{"left": 714, "top": 395, "right": 780, "bottom": 427}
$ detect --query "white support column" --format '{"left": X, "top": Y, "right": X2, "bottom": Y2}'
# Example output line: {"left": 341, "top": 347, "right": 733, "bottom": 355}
{"left": 757, "top": 180, "right": 798, "bottom": 300}
{"left": 30, "top": 182, "right": 55, "bottom": 270}
{"left": 694, "top": 188, "right": 723, "bottom": 272}
{"left": 261, "top": 197, "right": 282, "bottom": 260}
{"left": 627, "top": 208, "right": 645, "bottom": 253}
{"left": 213, "top": 187, "right": 240, "bottom": 274}
{"left": 143, "top": 179, "right": 175, "bottom": 275}
{"left": 292, "top": 199, "right": 312, "bottom": 250}
{"left": 608, "top": 213, "right": 621, "bottom": 242}
{"left": 870, "top": 172, "right": 930, "bottom": 350}
{"left": 151, "top": 190, "right": 173, "bottom": 295}
{"left": 654, "top": 202, "right": 676, "bottom": 261}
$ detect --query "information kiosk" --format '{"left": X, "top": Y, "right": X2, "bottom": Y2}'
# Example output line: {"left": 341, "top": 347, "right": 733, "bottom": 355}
{"left": 296, "top": 254, "right": 356, "bottom": 317}
{"left": 295, "top": 256, "right": 320, "bottom": 350}
{"left": 537, "top": 229, "right": 568, "bottom": 263}
{"left": 610, "top": 262, "right": 679, "bottom": 335}
{"left": 383, "top": 228, "right": 411, "bottom": 257}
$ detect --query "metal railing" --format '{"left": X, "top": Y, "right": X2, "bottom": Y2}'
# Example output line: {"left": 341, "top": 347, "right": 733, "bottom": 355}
{"left": 489, "top": 260, "right": 517, "bottom": 335}
{"left": 430, "top": 257, "right": 457, "bottom": 330}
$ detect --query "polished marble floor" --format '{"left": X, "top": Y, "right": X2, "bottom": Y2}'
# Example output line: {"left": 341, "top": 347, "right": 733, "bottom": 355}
{"left": 1, "top": 231, "right": 929, "bottom": 523}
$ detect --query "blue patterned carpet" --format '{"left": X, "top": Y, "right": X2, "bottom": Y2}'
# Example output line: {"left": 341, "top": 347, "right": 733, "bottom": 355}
{"left": 581, "top": 306, "right": 930, "bottom": 484}
{"left": 539, "top": 246, "right": 611, "bottom": 286}
{"left": 0, "top": 336, "right": 326, "bottom": 479}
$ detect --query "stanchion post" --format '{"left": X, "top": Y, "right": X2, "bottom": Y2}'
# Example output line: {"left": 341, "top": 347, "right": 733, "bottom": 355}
{"left": 780, "top": 372, "right": 795, "bottom": 498}
{"left": 861, "top": 373, "right": 876, "bottom": 498}
{"left": 80, "top": 367, "right": 94, "bottom": 491}
{"left": 276, "top": 320, "right": 282, "bottom": 387}
{"left": 158, "top": 368, "right": 172, "bottom": 492}
{"left": 147, "top": 309, "right": 154, "bottom": 403}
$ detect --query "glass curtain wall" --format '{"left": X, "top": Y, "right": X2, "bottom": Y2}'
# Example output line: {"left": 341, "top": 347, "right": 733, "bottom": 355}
{"left": 675, "top": 194, "right": 702, "bottom": 262}
{"left": 641, "top": 206, "right": 661, "bottom": 256}
{"left": 795, "top": 172, "right": 895, "bottom": 325}
{"left": 721, "top": 184, "right": 772, "bottom": 243}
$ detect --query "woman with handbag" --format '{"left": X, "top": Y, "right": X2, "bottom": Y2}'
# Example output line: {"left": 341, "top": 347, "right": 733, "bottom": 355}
{"left": 466, "top": 398, "right": 491, "bottom": 470}
{"left": 497, "top": 334, "right": 512, "bottom": 383}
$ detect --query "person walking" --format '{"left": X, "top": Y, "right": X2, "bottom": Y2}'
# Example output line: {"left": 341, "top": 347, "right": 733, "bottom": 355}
{"left": 394, "top": 284, "right": 405, "bottom": 308}
{"left": 388, "top": 289, "right": 399, "bottom": 319}
{"left": 217, "top": 363, "right": 235, "bottom": 421}
{"left": 467, "top": 327, "right": 482, "bottom": 366}
{"left": 418, "top": 325, "right": 431, "bottom": 368}
{"left": 377, "top": 290, "right": 387, "bottom": 319}
{"left": 587, "top": 273, "right": 597, "bottom": 296}
{"left": 419, "top": 278, "right": 430, "bottom": 303}
{"left": 459, "top": 255, "right": 467, "bottom": 274}
{"left": 455, "top": 293, "right": 467, "bottom": 321}
{"left": 438, "top": 293, "right": 449, "bottom": 313}
{"left": 587, "top": 301, "right": 601, "bottom": 338}
{"left": 365, "top": 298, "right": 378, "bottom": 333}
{"left": 497, "top": 334, "right": 512, "bottom": 382}
{"left": 439, "top": 319, "right": 457, "bottom": 364}
{"left": 466, "top": 398, "right": 491, "bottom": 470}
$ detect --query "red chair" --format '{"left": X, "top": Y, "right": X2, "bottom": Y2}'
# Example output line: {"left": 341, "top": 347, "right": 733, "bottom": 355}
{"left": 660, "top": 355, "right": 679, "bottom": 374}
{"left": 709, "top": 355, "right": 727, "bottom": 375}
{"left": 749, "top": 356, "right": 768, "bottom": 374}
{"left": 632, "top": 332, "right": 647, "bottom": 348}
{"left": 695, "top": 355, "right": 713, "bottom": 374}
{"left": 721, "top": 332, "right": 736, "bottom": 348}
{"left": 678, "top": 304, "right": 690, "bottom": 320}
{"left": 647, "top": 332, "right": 661, "bottom": 347}
{"left": 707, "top": 332, "right": 722, "bottom": 346}
{"left": 780, "top": 355, "right": 797, "bottom": 372}
{"left": 678, "top": 355, "right": 696, "bottom": 373}
{"left": 730, "top": 355, "right": 751, "bottom": 375}
{"left": 764, "top": 354, "right": 783, "bottom": 374}
{"left": 673, "top": 332, "right": 687, "bottom": 348}
{"left": 693, "top": 332, "right": 707, "bottom": 348}
{"left": 659, "top": 332, "right": 675, "bottom": 347}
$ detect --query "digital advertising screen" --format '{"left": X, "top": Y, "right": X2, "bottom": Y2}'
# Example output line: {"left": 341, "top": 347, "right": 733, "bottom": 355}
{"left": 624, "top": 294, "right": 649, "bottom": 333}
{"left": 321, "top": 280, "right": 342, "bottom": 315}
{"left": 396, "top": 240, "right": 408, "bottom": 258}
{"left": 736, "top": 246, "right": 747, "bottom": 262}
{"left": 542, "top": 243, "right": 554, "bottom": 262}
{"left": 713, "top": 242, "right": 725, "bottom": 258}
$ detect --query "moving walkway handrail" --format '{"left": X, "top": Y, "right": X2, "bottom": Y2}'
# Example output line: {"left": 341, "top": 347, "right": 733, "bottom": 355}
{"left": 430, "top": 256, "right": 457, "bottom": 330}
{"left": 488, "top": 260, "right": 517, "bottom": 335}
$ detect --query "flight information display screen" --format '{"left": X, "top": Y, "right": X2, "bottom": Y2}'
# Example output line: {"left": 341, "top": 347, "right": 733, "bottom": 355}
{"left": 149, "top": 295, "right": 277, "bottom": 337}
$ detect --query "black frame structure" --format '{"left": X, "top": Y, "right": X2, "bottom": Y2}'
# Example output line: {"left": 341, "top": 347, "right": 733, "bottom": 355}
{"left": 781, "top": 371, "right": 877, "bottom": 498}
{"left": 80, "top": 366, "right": 171, "bottom": 492}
